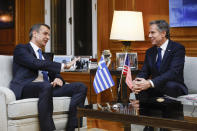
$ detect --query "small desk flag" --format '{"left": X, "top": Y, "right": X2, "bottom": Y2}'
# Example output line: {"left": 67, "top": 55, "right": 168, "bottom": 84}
{"left": 93, "top": 56, "right": 115, "bottom": 94}
{"left": 123, "top": 53, "right": 133, "bottom": 89}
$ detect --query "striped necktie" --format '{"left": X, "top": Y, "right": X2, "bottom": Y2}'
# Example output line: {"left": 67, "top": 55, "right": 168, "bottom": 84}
{"left": 37, "top": 49, "right": 49, "bottom": 81}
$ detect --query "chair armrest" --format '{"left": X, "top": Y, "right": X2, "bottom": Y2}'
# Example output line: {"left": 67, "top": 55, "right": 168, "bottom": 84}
{"left": 0, "top": 87, "right": 16, "bottom": 104}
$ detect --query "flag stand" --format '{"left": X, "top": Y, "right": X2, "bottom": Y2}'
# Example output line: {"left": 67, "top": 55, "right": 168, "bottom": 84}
{"left": 117, "top": 53, "right": 128, "bottom": 103}
{"left": 117, "top": 74, "right": 123, "bottom": 102}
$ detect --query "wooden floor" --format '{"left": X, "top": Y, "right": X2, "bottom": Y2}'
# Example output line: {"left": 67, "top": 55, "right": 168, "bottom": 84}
{"left": 87, "top": 118, "right": 124, "bottom": 131}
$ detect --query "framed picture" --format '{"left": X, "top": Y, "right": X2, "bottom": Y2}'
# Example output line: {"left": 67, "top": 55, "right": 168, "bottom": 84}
{"left": 53, "top": 55, "right": 73, "bottom": 64}
{"left": 0, "top": 0, "right": 15, "bottom": 29}
{"left": 53, "top": 55, "right": 75, "bottom": 71}
{"left": 75, "top": 56, "right": 90, "bottom": 70}
{"left": 116, "top": 52, "right": 138, "bottom": 70}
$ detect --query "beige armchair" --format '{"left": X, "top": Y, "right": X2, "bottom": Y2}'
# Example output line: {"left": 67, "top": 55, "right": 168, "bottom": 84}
{"left": 0, "top": 55, "right": 86, "bottom": 131}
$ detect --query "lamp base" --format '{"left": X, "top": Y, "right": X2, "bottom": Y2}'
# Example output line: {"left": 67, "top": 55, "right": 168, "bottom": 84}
{"left": 122, "top": 41, "right": 131, "bottom": 52}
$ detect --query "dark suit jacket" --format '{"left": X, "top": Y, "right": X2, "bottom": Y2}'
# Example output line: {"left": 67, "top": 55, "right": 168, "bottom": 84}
{"left": 137, "top": 40, "right": 187, "bottom": 93}
{"left": 10, "top": 43, "right": 64, "bottom": 100}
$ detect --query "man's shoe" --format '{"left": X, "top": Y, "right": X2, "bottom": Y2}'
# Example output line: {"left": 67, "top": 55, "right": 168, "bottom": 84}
{"left": 143, "top": 126, "right": 154, "bottom": 131}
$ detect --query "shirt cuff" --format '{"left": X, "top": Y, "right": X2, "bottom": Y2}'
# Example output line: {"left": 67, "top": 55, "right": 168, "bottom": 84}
{"left": 60, "top": 63, "right": 65, "bottom": 72}
{"left": 148, "top": 80, "right": 155, "bottom": 88}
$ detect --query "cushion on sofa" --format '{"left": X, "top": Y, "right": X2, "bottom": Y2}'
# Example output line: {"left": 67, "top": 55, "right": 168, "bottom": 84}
{"left": 184, "top": 56, "right": 197, "bottom": 94}
{"left": 0, "top": 55, "right": 13, "bottom": 88}
{"left": 8, "top": 114, "right": 68, "bottom": 131}
{"left": 8, "top": 97, "right": 71, "bottom": 119}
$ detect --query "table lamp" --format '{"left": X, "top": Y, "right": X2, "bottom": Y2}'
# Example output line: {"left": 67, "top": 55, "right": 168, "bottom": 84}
{"left": 110, "top": 11, "right": 145, "bottom": 102}
{"left": 110, "top": 10, "right": 145, "bottom": 52}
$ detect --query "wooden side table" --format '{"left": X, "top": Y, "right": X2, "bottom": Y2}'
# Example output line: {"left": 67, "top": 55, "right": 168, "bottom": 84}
{"left": 89, "top": 69, "right": 139, "bottom": 103}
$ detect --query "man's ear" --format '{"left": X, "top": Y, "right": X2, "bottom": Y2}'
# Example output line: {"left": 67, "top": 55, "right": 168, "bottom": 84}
{"left": 32, "top": 30, "right": 37, "bottom": 38}
{"left": 161, "top": 31, "right": 166, "bottom": 38}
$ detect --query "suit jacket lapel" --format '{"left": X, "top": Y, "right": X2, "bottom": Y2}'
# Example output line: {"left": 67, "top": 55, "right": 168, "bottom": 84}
{"left": 27, "top": 43, "right": 37, "bottom": 58}
{"left": 150, "top": 46, "right": 158, "bottom": 71}
{"left": 152, "top": 47, "right": 157, "bottom": 64}
{"left": 28, "top": 43, "right": 50, "bottom": 60}
{"left": 43, "top": 53, "right": 50, "bottom": 61}
{"left": 160, "top": 40, "right": 172, "bottom": 70}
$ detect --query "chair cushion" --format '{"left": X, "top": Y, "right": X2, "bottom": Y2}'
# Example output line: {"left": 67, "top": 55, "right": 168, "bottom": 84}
{"left": 8, "top": 97, "right": 71, "bottom": 119}
{"left": 0, "top": 55, "right": 13, "bottom": 88}
{"left": 184, "top": 56, "right": 197, "bottom": 94}
{"left": 8, "top": 114, "right": 68, "bottom": 131}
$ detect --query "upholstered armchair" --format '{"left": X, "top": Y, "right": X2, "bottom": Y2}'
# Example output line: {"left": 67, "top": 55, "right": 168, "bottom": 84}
{"left": 0, "top": 55, "right": 86, "bottom": 131}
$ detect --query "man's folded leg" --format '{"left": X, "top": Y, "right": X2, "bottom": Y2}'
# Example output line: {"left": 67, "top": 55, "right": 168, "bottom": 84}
{"left": 53, "top": 82, "right": 87, "bottom": 131}
{"left": 22, "top": 82, "right": 56, "bottom": 131}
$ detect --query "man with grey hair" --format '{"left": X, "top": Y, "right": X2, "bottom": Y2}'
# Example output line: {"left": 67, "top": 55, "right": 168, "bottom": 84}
{"left": 10, "top": 24, "right": 87, "bottom": 131}
{"left": 131, "top": 20, "right": 188, "bottom": 131}
{"left": 132, "top": 20, "right": 187, "bottom": 98}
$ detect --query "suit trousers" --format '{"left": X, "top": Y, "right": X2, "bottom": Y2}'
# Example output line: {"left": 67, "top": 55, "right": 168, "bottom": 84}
{"left": 138, "top": 81, "right": 185, "bottom": 131}
{"left": 22, "top": 81, "right": 87, "bottom": 131}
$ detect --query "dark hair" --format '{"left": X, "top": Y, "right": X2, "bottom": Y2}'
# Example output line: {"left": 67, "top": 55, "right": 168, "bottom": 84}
{"left": 149, "top": 20, "right": 170, "bottom": 39}
{"left": 29, "top": 24, "right": 50, "bottom": 40}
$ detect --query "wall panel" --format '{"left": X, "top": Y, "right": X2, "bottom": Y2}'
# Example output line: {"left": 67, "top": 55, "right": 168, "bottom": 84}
{"left": 0, "top": 0, "right": 44, "bottom": 55}
{"left": 16, "top": 0, "right": 44, "bottom": 45}
{"left": 97, "top": 0, "right": 110, "bottom": 58}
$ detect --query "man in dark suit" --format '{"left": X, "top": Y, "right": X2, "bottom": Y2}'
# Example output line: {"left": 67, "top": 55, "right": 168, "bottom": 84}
{"left": 132, "top": 20, "right": 188, "bottom": 131}
{"left": 10, "top": 24, "right": 87, "bottom": 131}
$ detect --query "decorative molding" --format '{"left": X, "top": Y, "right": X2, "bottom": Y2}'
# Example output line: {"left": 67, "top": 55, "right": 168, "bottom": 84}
{"left": 131, "top": 0, "right": 136, "bottom": 11}
{"left": 171, "top": 37, "right": 197, "bottom": 42}
{"left": 113, "top": 0, "right": 115, "bottom": 11}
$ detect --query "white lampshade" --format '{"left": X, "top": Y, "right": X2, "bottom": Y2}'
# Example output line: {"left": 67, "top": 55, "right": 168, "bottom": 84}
{"left": 110, "top": 11, "right": 145, "bottom": 41}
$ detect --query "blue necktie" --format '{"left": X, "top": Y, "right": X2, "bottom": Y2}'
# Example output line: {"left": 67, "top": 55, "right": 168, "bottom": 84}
{"left": 37, "top": 49, "right": 49, "bottom": 81}
{"left": 156, "top": 47, "right": 162, "bottom": 70}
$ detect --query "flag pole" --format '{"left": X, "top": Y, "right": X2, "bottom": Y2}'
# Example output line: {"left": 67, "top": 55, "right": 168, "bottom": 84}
{"left": 118, "top": 53, "right": 128, "bottom": 98}
{"left": 118, "top": 72, "right": 123, "bottom": 93}
{"left": 110, "top": 87, "right": 114, "bottom": 100}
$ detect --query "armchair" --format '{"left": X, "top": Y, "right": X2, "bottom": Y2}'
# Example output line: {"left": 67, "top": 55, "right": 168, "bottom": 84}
{"left": 0, "top": 55, "right": 86, "bottom": 131}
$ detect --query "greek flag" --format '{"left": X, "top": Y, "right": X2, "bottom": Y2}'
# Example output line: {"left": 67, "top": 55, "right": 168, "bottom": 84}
{"left": 93, "top": 56, "right": 115, "bottom": 94}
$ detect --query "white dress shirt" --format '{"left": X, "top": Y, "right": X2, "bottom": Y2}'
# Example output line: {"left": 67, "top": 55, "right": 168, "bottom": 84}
{"left": 30, "top": 42, "right": 46, "bottom": 82}
{"left": 30, "top": 42, "right": 65, "bottom": 82}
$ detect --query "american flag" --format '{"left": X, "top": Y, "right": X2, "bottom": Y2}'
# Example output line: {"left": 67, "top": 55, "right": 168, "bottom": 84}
{"left": 123, "top": 54, "right": 133, "bottom": 89}
{"left": 93, "top": 56, "right": 115, "bottom": 94}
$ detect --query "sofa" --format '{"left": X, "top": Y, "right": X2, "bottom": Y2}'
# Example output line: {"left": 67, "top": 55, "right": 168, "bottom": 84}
{"left": 0, "top": 55, "right": 87, "bottom": 131}
{"left": 183, "top": 56, "right": 197, "bottom": 95}
{"left": 181, "top": 56, "right": 197, "bottom": 112}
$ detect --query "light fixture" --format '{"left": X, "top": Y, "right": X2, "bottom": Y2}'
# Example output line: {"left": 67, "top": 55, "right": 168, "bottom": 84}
{"left": 110, "top": 10, "right": 145, "bottom": 52}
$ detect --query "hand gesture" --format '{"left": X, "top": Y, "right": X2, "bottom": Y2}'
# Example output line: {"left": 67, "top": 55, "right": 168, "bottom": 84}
{"left": 64, "top": 57, "right": 80, "bottom": 69}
